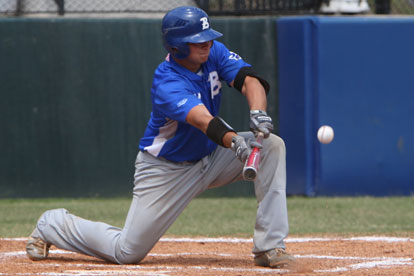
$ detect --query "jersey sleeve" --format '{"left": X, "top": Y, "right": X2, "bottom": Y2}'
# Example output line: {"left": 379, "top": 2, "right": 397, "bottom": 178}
{"left": 212, "top": 41, "right": 251, "bottom": 86}
{"left": 153, "top": 78, "right": 203, "bottom": 123}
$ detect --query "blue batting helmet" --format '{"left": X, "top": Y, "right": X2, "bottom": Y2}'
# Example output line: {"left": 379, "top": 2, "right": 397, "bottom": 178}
{"left": 162, "top": 6, "right": 223, "bottom": 59}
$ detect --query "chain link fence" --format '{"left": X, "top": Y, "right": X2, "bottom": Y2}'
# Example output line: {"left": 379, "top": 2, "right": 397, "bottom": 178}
{"left": 0, "top": 0, "right": 197, "bottom": 15}
{"left": 196, "top": 0, "right": 414, "bottom": 15}
{"left": 197, "top": 0, "right": 322, "bottom": 14}
{"left": 0, "top": 0, "right": 413, "bottom": 16}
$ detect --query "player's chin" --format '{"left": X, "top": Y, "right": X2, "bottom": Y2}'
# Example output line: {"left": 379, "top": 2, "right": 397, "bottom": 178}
{"left": 199, "top": 53, "right": 210, "bottom": 63}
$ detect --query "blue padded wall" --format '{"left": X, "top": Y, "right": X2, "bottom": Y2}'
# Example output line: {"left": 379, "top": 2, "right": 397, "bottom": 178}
{"left": 278, "top": 16, "right": 414, "bottom": 196}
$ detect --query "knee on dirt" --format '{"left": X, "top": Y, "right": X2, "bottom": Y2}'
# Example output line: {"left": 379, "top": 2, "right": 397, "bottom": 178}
{"left": 115, "top": 248, "right": 147, "bottom": 264}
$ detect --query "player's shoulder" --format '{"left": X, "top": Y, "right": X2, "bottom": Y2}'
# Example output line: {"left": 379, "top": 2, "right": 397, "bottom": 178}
{"left": 154, "top": 58, "right": 185, "bottom": 82}
{"left": 153, "top": 61, "right": 190, "bottom": 94}
{"left": 155, "top": 56, "right": 174, "bottom": 74}
{"left": 153, "top": 71, "right": 187, "bottom": 92}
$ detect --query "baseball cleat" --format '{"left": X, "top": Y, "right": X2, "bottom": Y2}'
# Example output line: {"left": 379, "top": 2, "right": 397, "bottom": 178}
{"left": 26, "top": 236, "right": 51, "bottom": 261}
{"left": 254, "top": 248, "right": 295, "bottom": 268}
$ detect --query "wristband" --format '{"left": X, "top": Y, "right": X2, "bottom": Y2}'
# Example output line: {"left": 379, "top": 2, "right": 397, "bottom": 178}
{"left": 206, "top": 116, "right": 235, "bottom": 147}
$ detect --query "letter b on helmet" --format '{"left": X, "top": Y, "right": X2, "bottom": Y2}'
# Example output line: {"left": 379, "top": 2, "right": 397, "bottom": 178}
{"left": 162, "top": 6, "right": 223, "bottom": 59}
{"left": 200, "top": 17, "right": 209, "bottom": 30}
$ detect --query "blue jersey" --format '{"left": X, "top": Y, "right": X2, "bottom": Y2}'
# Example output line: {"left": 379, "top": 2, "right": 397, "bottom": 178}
{"left": 139, "top": 41, "right": 250, "bottom": 162}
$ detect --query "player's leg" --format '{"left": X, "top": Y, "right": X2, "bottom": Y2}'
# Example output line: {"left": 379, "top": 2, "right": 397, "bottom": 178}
{"left": 250, "top": 133, "right": 289, "bottom": 253}
{"left": 114, "top": 152, "right": 210, "bottom": 263}
{"left": 248, "top": 134, "right": 295, "bottom": 267}
{"left": 28, "top": 209, "right": 123, "bottom": 263}
{"left": 205, "top": 132, "right": 290, "bottom": 262}
{"left": 28, "top": 151, "right": 210, "bottom": 263}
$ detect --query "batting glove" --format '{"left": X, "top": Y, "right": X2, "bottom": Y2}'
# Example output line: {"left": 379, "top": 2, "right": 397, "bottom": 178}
{"left": 249, "top": 110, "right": 273, "bottom": 138}
{"left": 231, "top": 135, "right": 263, "bottom": 163}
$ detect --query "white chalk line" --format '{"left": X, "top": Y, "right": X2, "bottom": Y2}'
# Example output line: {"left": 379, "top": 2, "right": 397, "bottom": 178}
{"left": 163, "top": 236, "right": 414, "bottom": 243}
{"left": 0, "top": 250, "right": 234, "bottom": 258}
{"left": 2, "top": 250, "right": 412, "bottom": 263}
{"left": 2, "top": 236, "right": 414, "bottom": 243}
{"left": 0, "top": 272, "right": 169, "bottom": 276}
{"left": 315, "top": 259, "right": 414, "bottom": 273}
{"left": 161, "top": 236, "right": 414, "bottom": 243}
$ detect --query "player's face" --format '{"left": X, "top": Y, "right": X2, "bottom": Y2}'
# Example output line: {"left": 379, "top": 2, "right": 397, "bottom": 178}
{"left": 187, "top": 41, "right": 213, "bottom": 65}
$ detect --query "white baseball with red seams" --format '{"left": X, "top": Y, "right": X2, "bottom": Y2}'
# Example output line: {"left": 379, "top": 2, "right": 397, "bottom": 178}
{"left": 317, "top": 125, "right": 334, "bottom": 144}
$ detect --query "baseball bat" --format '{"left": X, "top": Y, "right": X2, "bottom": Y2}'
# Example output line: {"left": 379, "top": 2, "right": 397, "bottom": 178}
{"left": 242, "top": 132, "right": 264, "bottom": 181}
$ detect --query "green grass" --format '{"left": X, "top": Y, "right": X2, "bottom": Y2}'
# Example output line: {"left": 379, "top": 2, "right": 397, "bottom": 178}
{"left": 287, "top": 196, "right": 414, "bottom": 236}
{"left": 0, "top": 197, "right": 413, "bottom": 238}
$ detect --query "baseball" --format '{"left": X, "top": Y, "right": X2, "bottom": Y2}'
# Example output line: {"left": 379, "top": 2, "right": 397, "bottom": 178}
{"left": 317, "top": 125, "right": 334, "bottom": 144}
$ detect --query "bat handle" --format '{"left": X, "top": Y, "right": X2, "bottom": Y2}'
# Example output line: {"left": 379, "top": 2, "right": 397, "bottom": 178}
{"left": 256, "top": 132, "right": 264, "bottom": 143}
{"left": 242, "top": 132, "right": 264, "bottom": 181}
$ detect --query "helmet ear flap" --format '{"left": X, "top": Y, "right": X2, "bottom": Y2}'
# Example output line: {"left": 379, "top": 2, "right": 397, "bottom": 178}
{"left": 171, "top": 47, "right": 180, "bottom": 58}
{"left": 170, "top": 43, "right": 190, "bottom": 59}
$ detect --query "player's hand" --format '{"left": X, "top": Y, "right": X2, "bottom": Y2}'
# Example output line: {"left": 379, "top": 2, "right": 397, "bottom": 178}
{"left": 231, "top": 135, "right": 262, "bottom": 163}
{"left": 249, "top": 110, "right": 273, "bottom": 138}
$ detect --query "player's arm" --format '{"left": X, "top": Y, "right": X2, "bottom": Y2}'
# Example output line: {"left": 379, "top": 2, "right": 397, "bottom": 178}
{"left": 230, "top": 67, "right": 274, "bottom": 138}
{"left": 186, "top": 105, "right": 236, "bottom": 148}
{"left": 230, "top": 66, "right": 269, "bottom": 108}
{"left": 186, "top": 106, "right": 251, "bottom": 162}
{"left": 237, "top": 75, "right": 267, "bottom": 111}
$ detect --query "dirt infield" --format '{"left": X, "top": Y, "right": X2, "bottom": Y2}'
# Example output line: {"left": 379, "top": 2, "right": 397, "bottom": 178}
{"left": 1, "top": 236, "right": 413, "bottom": 275}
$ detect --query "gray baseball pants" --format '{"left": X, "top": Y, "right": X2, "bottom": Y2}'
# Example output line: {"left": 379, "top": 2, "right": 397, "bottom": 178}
{"left": 31, "top": 132, "right": 289, "bottom": 264}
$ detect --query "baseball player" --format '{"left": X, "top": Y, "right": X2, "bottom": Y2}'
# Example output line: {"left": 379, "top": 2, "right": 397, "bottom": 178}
{"left": 26, "top": 6, "right": 294, "bottom": 268}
